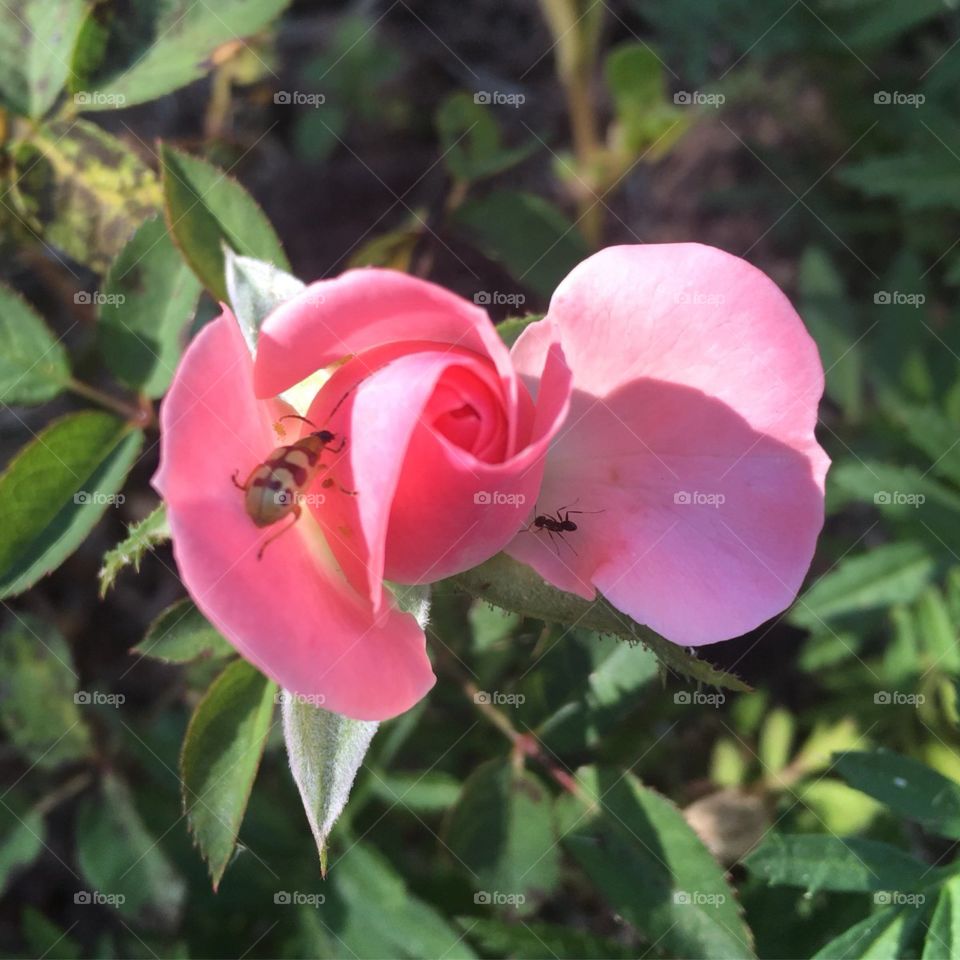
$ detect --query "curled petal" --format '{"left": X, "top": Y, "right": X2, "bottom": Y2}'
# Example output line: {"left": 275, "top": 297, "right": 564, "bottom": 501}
{"left": 253, "top": 268, "right": 519, "bottom": 445}
{"left": 154, "top": 310, "right": 435, "bottom": 720}
{"left": 305, "top": 337, "right": 572, "bottom": 600}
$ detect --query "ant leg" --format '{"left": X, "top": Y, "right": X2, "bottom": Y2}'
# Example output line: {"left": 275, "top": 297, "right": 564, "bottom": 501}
{"left": 257, "top": 505, "right": 302, "bottom": 560}
{"left": 558, "top": 533, "right": 579, "bottom": 557}
{"left": 546, "top": 529, "right": 561, "bottom": 556}
{"left": 325, "top": 436, "right": 346, "bottom": 454}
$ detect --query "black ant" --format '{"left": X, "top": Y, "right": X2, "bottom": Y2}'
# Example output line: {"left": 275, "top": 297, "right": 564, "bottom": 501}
{"left": 525, "top": 501, "right": 603, "bottom": 555}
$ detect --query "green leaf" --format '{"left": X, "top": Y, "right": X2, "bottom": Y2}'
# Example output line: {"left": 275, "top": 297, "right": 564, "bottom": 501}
{"left": 758, "top": 708, "right": 795, "bottom": 779}
{"left": 180, "top": 659, "right": 276, "bottom": 889}
{"left": 556, "top": 767, "right": 754, "bottom": 959}
{"left": 460, "top": 917, "right": 637, "bottom": 959}
{"left": 811, "top": 903, "right": 925, "bottom": 960}
{"left": 745, "top": 834, "right": 930, "bottom": 893}
{"left": 98, "top": 216, "right": 202, "bottom": 396}
{"left": 923, "top": 874, "right": 960, "bottom": 960}
{"left": 160, "top": 145, "right": 289, "bottom": 302}
{"left": 435, "top": 93, "right": 536, "bottom": 182}
{"left": 789, "top": 541, "right": 937, "bottom": 630}
{"left": 449, "top": 554, "right": 750, "bottom": 692}
{"left": 839, "top": 152, "right": 960, "bottom": 212}
{"left": 0, "top": 0, "right": 87, "bottom": 117}
{"left": 495, "top": 314, "right": 542, "bottom": 348}
{"left": 21, "top": 908, "right": 82, "bottom": 960}
{"left": 283, "top": 700, "right": 378, "bottom": 875}
{"left": 76, "top": 773, "right": 185, "bottom": 925}
{"left": 0, "top": 799, "right": 45, "bottom": 897}
{"left": 137, "top": 598, "right": 233, "bottom": 664}
{"left": 913, "top": 586, "right": 960, "bottom": 673}
{"left": 69, "top": 0, "right": 291, "bottom": 110}
{"left": 798, "top": 247, "right": 863, "bottom": 423}
{"left": 325, "top": 843, "right": 477, "bottom": 959}
{"left": 0, "top": 412, "right": 144, "bottom": 598}
{"left": 835, "top": 750, "right": 960, "bottom": 839}
{"left": 368, "top": 770, "right": 461, "bottom": 813}
{"left": 604, "top": 42, "right": 689, "bottom": 156}
{"left": 98, "top": 504, "right": 170, "bottom": 597}
{"left": 451, "top": 191, "right": 588, "bottom": 298}
{"left": 446, "top": 759, "right": 560, "bottom": 912}
{"left": 0, "top": 283, "right": 70, "bottom": 404}
{"left": 890, "top": 402, "right": 960, "bottom": 490}
{"left": 4, "top": 120, "right": 161, "bottom": 272}
{"left": 0, "top": 613, "right": 91, "bottom": 768}
{"left": 224, "top": 251, "right": 304, "bottom": 354}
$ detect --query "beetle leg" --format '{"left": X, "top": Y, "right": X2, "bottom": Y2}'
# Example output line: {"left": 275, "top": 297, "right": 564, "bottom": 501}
{"left": 320, "top": 476, "right": 356, "bottom": 496}
{"left": 256, "top": 504, "right": 302, "bottom": 560}
{"left": 232, "top": 465, "right": 261, "bottom": 492}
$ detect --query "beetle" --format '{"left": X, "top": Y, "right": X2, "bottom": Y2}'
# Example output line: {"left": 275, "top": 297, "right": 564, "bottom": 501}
{"left": 232, "top": 387, "right": 357, "bottom": 559}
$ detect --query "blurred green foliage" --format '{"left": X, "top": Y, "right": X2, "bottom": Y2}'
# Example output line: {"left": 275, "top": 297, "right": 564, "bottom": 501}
{"left": 1, "top": 0, "right": 960, "bottom": 958}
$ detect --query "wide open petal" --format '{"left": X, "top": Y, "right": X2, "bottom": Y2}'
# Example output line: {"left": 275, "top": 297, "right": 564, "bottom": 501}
{"left": 254, "top": 268, "right": 519, "bottom": 447}
{"left": 515, "top": 244, "right": 825, "bottom": 446}
{"left": 154, "top": 310, "right": 435, "bottom": 720}
{"left": 508, "top": 244, "right": 829, "bottom": 645}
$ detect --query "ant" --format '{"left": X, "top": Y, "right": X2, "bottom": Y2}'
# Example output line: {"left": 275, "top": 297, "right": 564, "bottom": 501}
{"left": 526, "top": 501, "right": 603, "bottom": 555}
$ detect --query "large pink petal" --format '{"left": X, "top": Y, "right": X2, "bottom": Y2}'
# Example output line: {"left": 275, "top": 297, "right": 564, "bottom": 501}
{"left": 154, "top": 310, "right": 435, "bottom": 720}
{"left": 508, "top": 244, "right": 829, "bottom": 645}
{"left": 253, "top": 268, "right": 520, "bottom": 447}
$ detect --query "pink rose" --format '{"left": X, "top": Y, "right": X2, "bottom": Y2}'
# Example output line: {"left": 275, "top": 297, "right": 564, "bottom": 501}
{"left": 156, "top": 244, "right": 828, "bottom": 722}
{"left": 154, "top": 269, "right": 571, "bottom": 720}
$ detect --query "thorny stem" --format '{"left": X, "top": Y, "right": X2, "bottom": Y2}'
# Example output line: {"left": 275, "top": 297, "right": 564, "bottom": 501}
{"left": 431, "top": 636, "right": 582, "bottom": 797}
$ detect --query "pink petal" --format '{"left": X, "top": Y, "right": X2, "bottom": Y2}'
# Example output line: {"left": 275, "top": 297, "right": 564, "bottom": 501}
{"left": 253, "top": 268, "right": 519, "bottom": 446}
{"left": 305, "top": 338, "right": 572, "bottom": 597}
{"left": 507, "top": 244, "right": 829, "bottom": 646}
{"left": 154, "top": 310, "right": 435, "bottom": 720}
